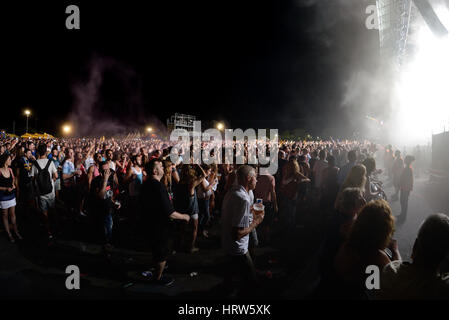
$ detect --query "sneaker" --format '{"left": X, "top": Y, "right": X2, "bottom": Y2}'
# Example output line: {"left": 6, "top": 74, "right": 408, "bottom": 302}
{"left": 190, "top": 247, "right": 200, "bottom": 253}
{"left": 153, "top": 275, "right": 174, "bottom": 286}
{"left": 79, "top": 211, "right": 87, "bottom": 217}
{"left": 141, "top": 270, "right": 153, "bottom": 278}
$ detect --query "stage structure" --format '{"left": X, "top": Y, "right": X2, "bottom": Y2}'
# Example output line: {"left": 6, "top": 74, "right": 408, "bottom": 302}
{"left": 167, "top": 113, "right": 197, "bottom": 133}
{"left": 376, "top": 0, "right": 449, "bottom": 66}
{"left": 376, "top": 0, "right": 413, "bottom": 66}
{"left": 432, "top": 130, "right": 449, "bottom": 174}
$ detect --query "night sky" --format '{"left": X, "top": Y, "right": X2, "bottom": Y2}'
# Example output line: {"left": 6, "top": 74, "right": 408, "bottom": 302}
{"left": 2, "top": 0, "right": 380, "bottom": 137}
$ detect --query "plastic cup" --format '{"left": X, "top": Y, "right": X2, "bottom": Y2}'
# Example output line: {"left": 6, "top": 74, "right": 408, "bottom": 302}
{"left": 253, "top": 203, "right": 265, "bottom": 215}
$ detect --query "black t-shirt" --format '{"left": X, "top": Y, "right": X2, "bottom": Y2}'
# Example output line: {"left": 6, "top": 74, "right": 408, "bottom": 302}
{"left": 18, "top": 157, "right": 33, "bottom": 186}
{"left": 90, "top": 175, "right": 115, "bottom": 216}
{"left": 140, "top": 178, "right": 175, "bottom": 229}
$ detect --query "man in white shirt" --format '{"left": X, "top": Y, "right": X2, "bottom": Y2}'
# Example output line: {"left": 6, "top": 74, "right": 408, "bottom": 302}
{"left": 221, "top": 165, "right": 264, "bottom": 293}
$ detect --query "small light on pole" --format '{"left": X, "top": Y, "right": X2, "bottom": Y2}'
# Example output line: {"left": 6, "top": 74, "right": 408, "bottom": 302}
{"left": 217, "top": 122, "right": 224, "bottom": 131}
{"left": 146, "top": 127, "right": 153, "bottom": 133}
{"left": 24, "top": 109, "right": 31, "bottom": 133}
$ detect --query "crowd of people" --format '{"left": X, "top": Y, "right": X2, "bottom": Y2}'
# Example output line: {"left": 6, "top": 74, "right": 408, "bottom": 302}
{"left": 0, "top": 135, "right": 447, "bottom": 298}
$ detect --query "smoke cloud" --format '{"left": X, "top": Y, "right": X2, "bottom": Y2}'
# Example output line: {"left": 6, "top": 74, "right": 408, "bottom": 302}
{"left": 69, "top": 54, "right": 167, "bottom": 138}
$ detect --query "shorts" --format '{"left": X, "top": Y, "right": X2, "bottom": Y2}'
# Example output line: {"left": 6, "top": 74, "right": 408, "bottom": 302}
{"left": 38, "top": 195, "right": 56, "bottom": 212}
{"left": 54, "top": 179, "right": 61, "bottom": 191}
{"left": 191, "top": 213, "right": 199, "bottom": 220}
{"left": 0, "top": 198, "right": 16, "bottom": 210}
{"left": 150, "top": 228, "right": 170, "bottom": 263}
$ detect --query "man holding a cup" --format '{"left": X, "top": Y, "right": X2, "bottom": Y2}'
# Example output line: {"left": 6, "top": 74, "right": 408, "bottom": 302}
{"left": 221, "top": 165, "right": 264, "bottom": 294}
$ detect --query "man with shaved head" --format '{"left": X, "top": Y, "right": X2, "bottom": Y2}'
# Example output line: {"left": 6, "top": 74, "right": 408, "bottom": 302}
{"left": 221, "top": 165, "right": 264, "bottom": 294}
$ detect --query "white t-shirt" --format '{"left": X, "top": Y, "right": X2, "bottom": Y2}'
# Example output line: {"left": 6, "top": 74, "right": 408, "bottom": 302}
{"left": 221, "top": 185, "right": 254, "bottom": 255}
{"left": 108, "top": 160, "right": 116, "bottom": 172}
{"left": 31, "top": 158, "right": 57, "bottom": 198}
{"left": 84, "top": 157, "right": 95, "bottom": 170}
{"left": 197, "top": 179, "right": 213, "bottom": 199}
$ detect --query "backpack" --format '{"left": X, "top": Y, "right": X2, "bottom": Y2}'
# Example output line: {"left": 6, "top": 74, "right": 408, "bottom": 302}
{"left": 35, "top": 160, "right": 53, "bottom": 195}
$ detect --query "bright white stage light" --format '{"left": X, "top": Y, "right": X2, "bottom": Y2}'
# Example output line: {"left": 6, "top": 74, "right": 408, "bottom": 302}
{"left": 395, "top": 6, "right": 449, "bottom": 145}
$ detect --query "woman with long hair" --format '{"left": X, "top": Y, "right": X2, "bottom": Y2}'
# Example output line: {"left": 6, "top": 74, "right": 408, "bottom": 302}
{"left": 196, "top": 164, "right": 217, "bottom": 238}
{"left": 333, "top": 200, "right": 401, "bottom": 296}
{"left": 125, "top": 154, "right": 145, "bottom": 222}
{"left": 279, "top": 158, "right": 310, "bottom": 235}
{"left": 0, "top": 153, "right": 22, "bottom": 243}
{"left": 334, "top": 164, "right": 367, "bottom": 210}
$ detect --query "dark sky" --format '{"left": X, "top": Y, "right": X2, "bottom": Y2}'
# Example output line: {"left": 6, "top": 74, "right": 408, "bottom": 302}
{"left": 2, "top": 0, "right": 380, "bottom": 137}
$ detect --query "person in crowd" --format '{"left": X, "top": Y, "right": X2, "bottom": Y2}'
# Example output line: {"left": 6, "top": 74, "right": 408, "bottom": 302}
{"left": 398, "top": 155, "right": 415, "bottom": 223}
{"left": 48, "top": 147, "right": 62, "bottom": 200}
{"left": 162, "top": 160, "right": 177, "bottom": 204}
{"left": 0, "top": 153, "right": 22, "bottom": 243}
{"left": 125, "top": 154, "right": 145, "bottom": 222}
{"left": 221, "top": 165, "right": 264, "bottom": 294}
{"left": 105, "top": 149, "right": 116, "bottom": 172}
{"left": 115, "top": 152, "right": 129, "bottom": 186}
{"left": 377, "top": 213, "right": 449, "bottom": 299}
{"left": 308, "top": 150, "right": 319, "bottom": 180}
{"left": 280, "top": 158, "right": 310, "bottom": 235}
{"left": 173, "top": 164, "right": 206, "bottom": 253}
{"left": 312, "top": 149, "right": 328, "bottom": 192}
{"left": 74, "top": 151, "right": 88, "bottom": 217}
{"left": 89, "top": 161, "right": 121, "bottom": 248}
{"left": 197, "top": 164, "right": 217, "bottom": 238}
{"left": 321, "top": 155, "right": 340, "bottom": 211}
{"left": 333, "top": 200, "right": 400, "bottom": 298}
{"left": 16, "top": 148, "right": 35, "bottom": 206}
{"left": 384, "top": 146, "right": 395, "bottom": 180}
{"left": 31, "top": 144, "right": 58, "bottom": 239}
{"left": 337, "top": 150, "right": 357, "bottom": 187}
{"left": 87, "top": 152, "right": 103, "bottom": 192}
{"left": 208, "top": 163, "right": 219, "bottom": 219}
{"left": 362, "top": 157, "right": 381, "bottom": 202}
{"left": 61, "top": 148, "right": 80, "bottom": 213}
{"left": 298, "top": 154, "right": 311, "bottom": 178}
{"left": 391, "top": 150, "right": 404, "bottom": 201}
{"left": 253, "top": 164, "right": 278, "bottom": 245}
{"left": 140, "top": 159, "right": 190, "bottom": 286}
{"left": 335, "top": 164, "right": 367, "bottom": 209}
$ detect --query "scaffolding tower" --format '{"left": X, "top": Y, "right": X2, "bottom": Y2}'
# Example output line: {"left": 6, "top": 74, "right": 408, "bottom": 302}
{"left": 377, "top": 0, "right": 413, "bottom": 66}
{"left": 166, "top": 113, "right": 197, "bottom": 132}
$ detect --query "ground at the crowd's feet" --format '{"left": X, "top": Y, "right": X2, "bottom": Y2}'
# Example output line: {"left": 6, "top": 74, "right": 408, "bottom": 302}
{"left": 0, "top": 209, "right": 322, "bottom": 299}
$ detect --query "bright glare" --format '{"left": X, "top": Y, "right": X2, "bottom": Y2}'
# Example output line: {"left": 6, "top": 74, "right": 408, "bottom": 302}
{"left": 24, "top": 110, "right": 31, "bottom": 116}
{"left": 146, "top": 127, "right": 153, "bottom": 132}
{"left": 395, "top": 6, "right": 449, "bottom": 145}
{"left": 63, "top": 125, "right": 72, "bottom": 134}
{"left": 217, "top": 123, "right": 224, "bottom": 130}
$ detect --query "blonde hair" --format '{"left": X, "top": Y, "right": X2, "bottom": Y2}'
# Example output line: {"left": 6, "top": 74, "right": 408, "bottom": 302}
{"left": 341, "top": 164, "right": 367, "bottom": 191}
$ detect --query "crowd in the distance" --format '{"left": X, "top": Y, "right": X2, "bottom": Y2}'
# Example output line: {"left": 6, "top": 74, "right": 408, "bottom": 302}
{"left": 0, "top": 136, "right": 447, "bottom": 298}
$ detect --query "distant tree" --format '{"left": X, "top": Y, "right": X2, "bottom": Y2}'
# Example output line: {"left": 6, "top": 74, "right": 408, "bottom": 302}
{"left": 280, "top": 130, "right": 291, "bottom": 140}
